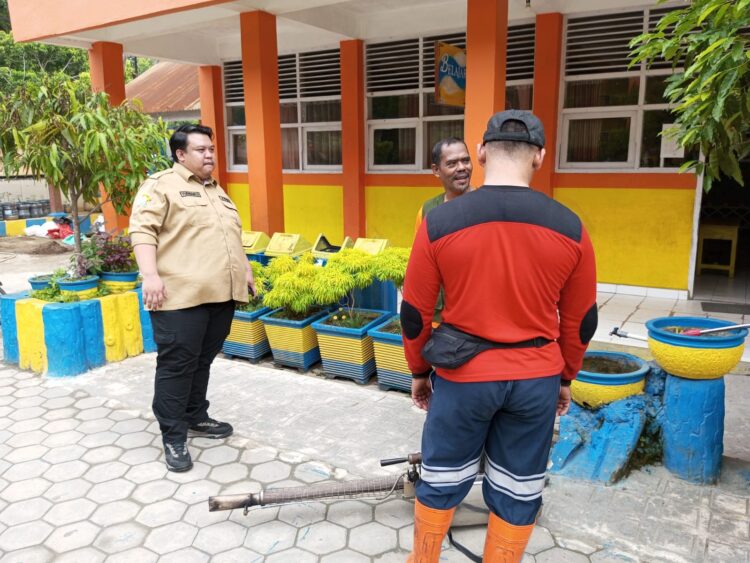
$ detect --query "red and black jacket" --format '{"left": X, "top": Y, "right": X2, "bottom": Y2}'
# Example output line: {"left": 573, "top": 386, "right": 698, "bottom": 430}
{"left": 401, "top": 185, "right": 598, "bottom": 384}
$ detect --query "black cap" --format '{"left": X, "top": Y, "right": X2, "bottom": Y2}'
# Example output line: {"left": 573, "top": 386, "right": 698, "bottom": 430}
{"left": 482, "top": 110, "right": 545, "bottom": 148}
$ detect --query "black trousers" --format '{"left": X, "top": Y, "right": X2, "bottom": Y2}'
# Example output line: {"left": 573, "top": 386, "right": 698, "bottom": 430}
{"left": 150, "top": 300, "right": 234, "bottom": 444}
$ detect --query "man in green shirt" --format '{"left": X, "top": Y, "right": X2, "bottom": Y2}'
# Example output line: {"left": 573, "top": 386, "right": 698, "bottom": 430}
{"left": 415, "top": 138, "right": 474, "bottom": 323}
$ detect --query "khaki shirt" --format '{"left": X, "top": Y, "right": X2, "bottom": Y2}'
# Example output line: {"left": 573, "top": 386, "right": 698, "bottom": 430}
{"left": 129, "top": 163, "right": 249, "bottom": 311}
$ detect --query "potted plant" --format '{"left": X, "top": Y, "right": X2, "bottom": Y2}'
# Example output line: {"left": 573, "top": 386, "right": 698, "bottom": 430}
{"left": 222, "top": 261, "right": 273, "bottom": 362}
{"left": 57, "top": 253, "right": 100, "bottom": 299}
{"left": 259, "top": 254, "right": 330, "bottom": 371}
{"left": 368, "top": 247, "right": 411, "bottom": 392}
{"left": 84, "top": 233, "right": 139, "bottom": 293}
{"left": 310, "top": 249, "right": 392, "bottom": 384}
{"left": 28, "top": 274, "right": 54, "bottom": 291}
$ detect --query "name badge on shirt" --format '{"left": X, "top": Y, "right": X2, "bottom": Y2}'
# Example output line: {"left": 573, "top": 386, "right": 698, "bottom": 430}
{"left": 180, "top": 191, "right": 202, "bottom": 198}
{"left": 219, "top": 196, "right": 233, "bottom": 204}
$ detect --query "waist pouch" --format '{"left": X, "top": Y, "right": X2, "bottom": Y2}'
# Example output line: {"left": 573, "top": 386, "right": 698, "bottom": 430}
{"left": 421, "top": 323, "right": 552, "bottom": 370}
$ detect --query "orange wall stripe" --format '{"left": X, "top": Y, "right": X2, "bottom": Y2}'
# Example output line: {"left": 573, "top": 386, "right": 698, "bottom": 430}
{"left": 240, "top": 11, "right": 284, "bottom": 234}
{"left": 8, "top": 0, "right": 234, "bottom": 42}
{"left": 341, "top": 39, "right": 367, "bottom": 239}
{"left": 198, "top": 66, "right": 228, "bottom": 188}
{"left": 554, "top": 173, "right": 697, "bottom": 190}
{"left": 465, "top": 0, "right": 508, "bottom": 186}
{"left": 532, "top": 13, "right": 563, "bottom": 197}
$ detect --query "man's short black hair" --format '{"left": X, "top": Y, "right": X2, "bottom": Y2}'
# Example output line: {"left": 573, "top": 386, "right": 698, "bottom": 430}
{"left": 431, "top": 137, "right": 468, "bottom": 167}
{"left": 169, "top": 124, "right": 214, "bottom": 162}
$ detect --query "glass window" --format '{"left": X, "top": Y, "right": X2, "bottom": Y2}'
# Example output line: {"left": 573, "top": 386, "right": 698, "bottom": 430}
{"left": 640, "top": 110, "right": 696, "bottom": 168}
{"left": 227, "top": 106, "right": 245, "bottom": 126}
{"left": 423, "top": 92, "right": 464, "bottom": 117}
{"left": 566, "top": 117, "right": 631, "bottom": 163}
{"left": 564, "top": 78, "right": 640, "bottom": 108}
{"left": 302, "top": 100, "right": 341, "bottom": 123}
{"left": 506, "top": 84, "right": 533, "bottom": 110}
{"left": 231, "top": 133, "right": 247, "bottom": 166}
{"left": 423, "top": 120, "right": 464, "bottom": 168}
{"left": 645, "top": 76, "right": 670, "bottom": 105}
{"left": 306, "top": 130, "right": 342, "bottom": 166}
{"left": 369, "top": 94, "right": 419, "bottom": 120}
{"left": 373, "top": 128, "right": 417, "bottom": 165}
{"left": 281, "top": 128, "right": 300, "bottom": 170}
{"left": 280, "top": 103, "right": 298, "bottom": 124}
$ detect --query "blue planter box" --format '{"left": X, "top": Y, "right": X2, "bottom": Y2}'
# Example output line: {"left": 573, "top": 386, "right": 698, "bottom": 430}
{"left": 368, "top": 317, "right": 410, "bottom": 392}
{"left": 312, "top": 309, "right": 392, "bottom": 384}
{"left": 223, "top": 307, "right": 272, "bottom": 362}
{"left": 259, "top": 308, "right": 329, "bottom": 371}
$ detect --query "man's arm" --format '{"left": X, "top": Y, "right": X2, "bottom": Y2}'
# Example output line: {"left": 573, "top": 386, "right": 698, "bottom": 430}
{"left": 558, "top": 228, "right": 598, "bottom": 384}
{"left": 130, "top": 180, "right": 168, "bottom": 310}
{"left": 401, "top": 219, "right": 442, "bottom": 379}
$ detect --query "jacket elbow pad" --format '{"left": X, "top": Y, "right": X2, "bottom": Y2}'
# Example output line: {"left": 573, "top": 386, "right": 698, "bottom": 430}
{"left": 400, "top": 300, "right": 423, "bottom": 340}
{"left": 579, "top": 304, "right": 598, "bottom": 344}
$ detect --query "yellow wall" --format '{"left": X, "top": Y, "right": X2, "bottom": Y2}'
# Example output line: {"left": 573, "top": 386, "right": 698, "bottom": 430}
{"left": 283, "top": 184, "right": 344, "bottom": 245}
{"left": 366, "top": 186, "right": 443, "bottom": 248}
{"left": 554, "top": 187, "right": 695, "bottom": 290}
{"left": 227, "top": 183, "right": 252, "bottom": 229}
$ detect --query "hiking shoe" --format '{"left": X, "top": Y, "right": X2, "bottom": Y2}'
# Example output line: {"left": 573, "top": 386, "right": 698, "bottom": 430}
{"left": 188, "top": 417, "right": 234, "bottom": 439}
{"left": 164, "top": 441, "right": 193, "bottom": 472}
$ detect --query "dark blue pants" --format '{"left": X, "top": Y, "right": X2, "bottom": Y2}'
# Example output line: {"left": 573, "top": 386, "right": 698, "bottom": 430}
{"left": 150, "top": 301, "right": 234, "bottom": 444}
{"left": 417, "top": 374, "right": 560, "bottom": 526}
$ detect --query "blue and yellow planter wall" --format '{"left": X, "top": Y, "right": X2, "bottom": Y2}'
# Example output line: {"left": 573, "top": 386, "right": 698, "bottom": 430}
{"left": 259, "top": 308, "right": 329, "bottom": 371}
{"left": 369, "top": 317, "right": 411, "bottom": 392}
{"left": 222, "top": 307, "right": 271, "bottom": 362}
{"left": 0, "top": 214, "right": 100, "bottom": 238}
{"left": 1, "top": 288, "right": 155, "bottom": 377}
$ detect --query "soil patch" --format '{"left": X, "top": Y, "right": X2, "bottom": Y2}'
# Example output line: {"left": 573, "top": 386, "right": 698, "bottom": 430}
{"left": 0, "top": 237, "right": 72, "bottom": 255}
{"left": 582, "top": 356, "right": 641, "bottom": 374}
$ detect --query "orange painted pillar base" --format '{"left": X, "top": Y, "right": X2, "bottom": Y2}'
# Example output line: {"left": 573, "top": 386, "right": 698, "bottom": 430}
{"left": 89, "top": 41, "right": 128, "bottom": 232}
{"left": 465, "top": 0, "right": 508, "bottom": 187}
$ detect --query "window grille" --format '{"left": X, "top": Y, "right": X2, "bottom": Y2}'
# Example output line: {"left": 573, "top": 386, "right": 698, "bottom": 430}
{"left": 299, "top": 48, "right": 341, "bottom": 97}
{"left": 223, "top": 60, "right": 244, "bottom": 103}
{"left": 366, "top": 38, "right": 421, "bottom": 93}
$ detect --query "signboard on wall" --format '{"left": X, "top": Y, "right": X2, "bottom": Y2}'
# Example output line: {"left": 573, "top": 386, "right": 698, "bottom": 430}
{"left": 660, "top": 123, "right": 685, "bottom": 160}
{"left": 435, "top": 42, "right": 466, "bottom": 107}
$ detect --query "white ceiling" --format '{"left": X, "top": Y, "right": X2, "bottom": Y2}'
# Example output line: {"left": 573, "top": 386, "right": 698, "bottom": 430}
{"left": 38, "top": 0, "right": 682, "bottom": 65}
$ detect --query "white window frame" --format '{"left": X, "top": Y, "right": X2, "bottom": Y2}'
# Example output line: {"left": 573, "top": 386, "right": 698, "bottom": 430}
{"left": 368, "top": 119, "right": 421, "bottom": 171}
{"left": 281, "top": 94, "right": 343, "bottom": 172}
{"left": 302, "top": 123, "right": 344, "bottom": 171}
{"left": 226, "top": 102, "right": 247, "bottom": 171}
{"left": 561, "top": 108, "right": 638, "bottom": 169}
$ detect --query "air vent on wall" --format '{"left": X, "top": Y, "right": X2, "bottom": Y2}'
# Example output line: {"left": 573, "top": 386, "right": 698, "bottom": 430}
{"left": 278, "top": 54, "right": 297, "bottom": 100}
{"left": 366, "top": 38, "right": 421, "bottom": 93}
{"left": 299, "top": 48, "right": 341, "bottom": 97}
{"left": 223, "top": 60, "right": 244, "bottom": 103}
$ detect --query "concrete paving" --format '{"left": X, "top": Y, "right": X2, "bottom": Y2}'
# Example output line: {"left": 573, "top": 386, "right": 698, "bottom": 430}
{"left": 0, "top": 353, "right": 748, "bottom": 562}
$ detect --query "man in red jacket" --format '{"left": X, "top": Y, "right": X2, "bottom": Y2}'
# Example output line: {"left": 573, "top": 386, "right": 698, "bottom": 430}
{"left": 401, "top": 110, "right": 597, "bottom": 562}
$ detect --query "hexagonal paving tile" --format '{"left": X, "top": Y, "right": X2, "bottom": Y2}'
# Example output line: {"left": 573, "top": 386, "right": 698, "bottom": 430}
{"left": 2, "top": 459, "right": 50, "bottom": 482}
{"left": 193, "top": 520, "right": 248, "bottom": 554}
{"left": 174, "top": 479, "right": 222, "bottom": 505}
{"left": 43, "top": 407, "right": 78, "bottom": 422}
{"left": 8, "top": 417, "right": 46, "bottom": 433}
{"left": 7, "top": 430, "right": 47, "bottom": 448}
{"left": 132, "top": 480, "right": 179, "bottom": 504}
{"left": 536, "top": 547, "right": 590, "bottom": 563}
{"left": 111, "top": 418, "right": 149, "bottom": 434}
{"left": 209, "top": 462, "right": 248, "bottom": 484}
{"left": 349, "top": 522, "right": 398, "bottom": 556}
{"left": 90, "top": 500, "right": 141, "bottom": 527}
{"left": 143, "top": 521, "right": 199, "bottom": 555}
{"left": 13, "top": 386, "right": 43, "bottom": 398}
{"left": 84, "top": 461, "right": 129, "bottom": 484}
{"left": 375, "top": 499, "right": 415, "bottom": 529}
{"left": 0, "top": 520, "right": 54, "bottom": 551}
{"left": 109, "top": 409, "right": 141, "bottom": 422}
{"left": 321, "top": 549, "right": 371, "bottom": 563}
{"left": 198, "top": 445, "right": 240, "bottom": 466}
{"left": 527, "top": 526, "right": 556, "bottom": 554}
{"left": 158, "top": 547, "right": 210, "bottom": 563}
{"left": 79, "top": 431, "right": 119, "bottom": 448}
{"left": 327, "top": 500, "right": 374, "bottom": 528}
{"left": 42, "top": 397, "right": 75, "bottom": 409}
{"left": 250, "top": 461, "right": 291, "bottom": 484}
{"left": 82, "top": 446, "right": 124, "bottom": 464}
{"left": 183, "top": 502, "right": 230, "bottom": 528}
{"left": 296, "top": 521, "right": 347, "bottom": 555}
{"left": 120, "top": 446, "right": 162, "bottom": 466}
{"left": 42, "top": 430, "right": 84, "bottom": 448}
{"left": 53, "top": 547, "right": 106, "bottom": 563}
{"left": 115, "top": 431, "right": 156, "bottom": 449}
{"left": 0, "top": 545, "right": 56, "bottom": 563}
{"left": 106, "top": 547, "right": 159, "bottom": 563}
{"left": 294, "top": 461, "right": 333, "bottom": 483}
{"left": 44, "top": 520, "right": 101, "bottom": 553}
{"left": 278, "top": 502, "right": 327, "bottom": 527}
{"left": 43, "top": 445, "right": 87, "bottom": 464}
{"left": 75, "top": 397, "right": 107, "bottom": 409}
{"left": 166, "top": 462, "right": 211, "bottom": 484}
{"left": 212, "top": 547, "right": 264, "bottom": 562}
{"left": 43, "top": 479, "right": 92, "bottom": 503}
{"left": 76, "top": 418, "right": 116, "bottom": 434}
{"left": 240, "top": 446, "right": 277, "bottom": 465}
{"left": 9, "top": 406, "right": 46, "bottom": 421}
{"left": 0, "top": 497, "right": 52, "bottom": 526}
{"left": 93, "top": 522, "right": 149, "bottom": 554}
{"left": 135, "top": 499, "right": 188, "bottom": 527}
{"left": 244, "top": 520, "right": 297, "bottom": 554}
{"left": 125, "top": 461, "right": 167, "bottom": 484}
{"left": 0, "top": 478, "right": 52, "bottom": 502}
{"left": 86, "top": 478, "right": 136, "bottom": 503}
{"left": 43, "top": 460, "right": 89, "bottom": 483}
{"left": 42, "top": 418, "right": 80, "bottom": 434}
{"left": 76, "top": 407, "right": 113, "bottom": 422}
{"left": 265, "top": 547, "right": 317, "bottom": 562}
{"left": 43, "top": 498, "right": 97, "bottom": 526}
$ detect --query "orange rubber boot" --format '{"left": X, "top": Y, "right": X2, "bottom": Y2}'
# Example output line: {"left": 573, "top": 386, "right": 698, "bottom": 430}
{"left": 407, "top": 499, "right": 456, "bottom": 563}
{"left": 483, "top": 512, "right": 535, "bottom": 563}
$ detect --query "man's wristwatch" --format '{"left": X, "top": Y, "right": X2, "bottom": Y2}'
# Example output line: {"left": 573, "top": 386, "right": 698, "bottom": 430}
{"left": 560, "top": 379, "right": 572, "bottom": 387}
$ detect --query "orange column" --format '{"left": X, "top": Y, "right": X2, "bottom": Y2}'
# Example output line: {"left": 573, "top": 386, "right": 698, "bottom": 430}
{"left": 340, "top": 40, "right": 366, "bottom": 240}
{"left": 240, "top": 11, "right": 284, "bottom": 235}
{"left": 464, "top": 0, "right": 508, "bottom": 186}
{"left": 532, "top": 13, "right": 563, "bottom": 197}
{"left": 89, "top": 41, "right": 128, "bottom": 231}
{"left": 198, "top": 65, "right": 228, "bottom": 188}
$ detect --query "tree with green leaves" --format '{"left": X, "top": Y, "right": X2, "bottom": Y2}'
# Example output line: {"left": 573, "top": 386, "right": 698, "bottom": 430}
{"left": 0, "top": 73, "right": 171, "bottom": 253}
{"left": 630, "top": 0, "right": 750, "bottom": 191}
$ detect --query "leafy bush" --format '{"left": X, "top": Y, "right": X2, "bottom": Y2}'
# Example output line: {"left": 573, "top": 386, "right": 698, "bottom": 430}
{"left": 371, "top": 247, "right": 410, "bottom": 290}
{"left": 80, "top": 233, "right": 137, "bottom": 274}
{"left": 262, "top": 253, "right": 326, "bottom": 319}
{"left": 236, "top": 261, "right": 269, "bottom": 313}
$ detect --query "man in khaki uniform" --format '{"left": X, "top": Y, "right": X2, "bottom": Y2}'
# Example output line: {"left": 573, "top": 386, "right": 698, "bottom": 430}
{"left": 130, "top": 124, "right": 255, "bottom": 472}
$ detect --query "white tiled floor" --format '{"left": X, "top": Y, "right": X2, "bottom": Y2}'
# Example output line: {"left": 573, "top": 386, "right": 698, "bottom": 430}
{"left": 592, "top": 291, "right": 750, "bottom": 363}
{"left": 693, "top": 267, "right": 750, "bottom": 304}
